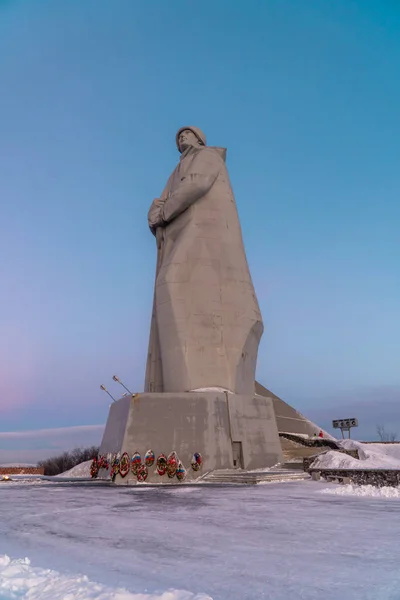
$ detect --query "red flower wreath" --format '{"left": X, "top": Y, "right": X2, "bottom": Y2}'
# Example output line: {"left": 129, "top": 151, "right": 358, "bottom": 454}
{"left": 176, "top": 462, "right": 186, "bottom": 481}
{"left": 167, "top": 451, "right": 178, "bottom": 478}
{"left": 90, "top": 457, "right": 99, "bottom": 479}
{"left": 119, "top": 452, "right": 130, "bottom": 477}
{"left": 131, "top": 452, "right": 141, "bottom": 475}
{"left": 156, "top": 454, "right": 167, "bottom": 476}
{"left": 145, "top": 449, "right": 155, "bottom": 467}
{"left": 137, "top": 464, "right": 148, "bottom": 482}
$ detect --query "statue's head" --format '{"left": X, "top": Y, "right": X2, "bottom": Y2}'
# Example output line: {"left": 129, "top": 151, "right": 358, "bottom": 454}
{"left": 176, "top": 126, "right": 206, "bottom": 153}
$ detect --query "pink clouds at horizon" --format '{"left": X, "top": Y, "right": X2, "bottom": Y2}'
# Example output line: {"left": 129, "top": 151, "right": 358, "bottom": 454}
{"left": 0, "top": 424, "right": 105, "bottom": 463}
{"left": 0, "top": 324, "right": 46, "bottom": 412}
{"left": 0, "top": 371, "right": 40, "bottom": 413}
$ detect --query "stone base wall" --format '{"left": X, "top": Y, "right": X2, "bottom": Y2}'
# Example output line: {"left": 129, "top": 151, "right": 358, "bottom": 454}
{"left": 310, "top": 468, "right": 400, "bottom": 487}
{"left": 100, "top": 391, "right": 283, "bottom": 485}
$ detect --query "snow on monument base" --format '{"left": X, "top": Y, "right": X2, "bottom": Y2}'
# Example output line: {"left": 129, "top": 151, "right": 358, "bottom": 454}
{"left": 99, "top": 391, "right": 283, "bottom": 484}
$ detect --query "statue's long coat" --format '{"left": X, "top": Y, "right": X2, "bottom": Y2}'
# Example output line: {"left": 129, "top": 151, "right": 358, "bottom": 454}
{"left": 145, "top": 145, "right": 263, "bottom": 394}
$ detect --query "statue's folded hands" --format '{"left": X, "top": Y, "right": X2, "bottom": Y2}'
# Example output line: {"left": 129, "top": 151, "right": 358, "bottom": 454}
{"left": 148, "top": 197, "right": 166, "bottom": 233}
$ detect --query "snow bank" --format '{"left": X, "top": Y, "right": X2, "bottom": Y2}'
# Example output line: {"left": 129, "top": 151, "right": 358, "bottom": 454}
{"left": 58, "top": 460, "right": 92, "bottom": 478}
{"left": 320, "top": 484, "right": 400, "bottom": 499}
{"left": 0, "top": 477, "right": 44, "bottom": 486}
{"left": 0, "top": 555, "right": 212, "bottom": 600}
{"left": 311, "top": 440, "right": 400, "bottom": 470}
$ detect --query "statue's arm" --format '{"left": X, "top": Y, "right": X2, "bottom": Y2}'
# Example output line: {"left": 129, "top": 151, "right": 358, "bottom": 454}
{"left": 148, "top": 198, "right": 165, "bottom": 236}
{"left": 147, "top": 172, "right": 174, "bottom": 235}
{"left": 162, "top": 149, "right": 220, "bottom": 224}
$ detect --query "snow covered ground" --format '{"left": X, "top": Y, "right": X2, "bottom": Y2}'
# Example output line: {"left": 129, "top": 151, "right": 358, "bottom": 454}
{"left": 58, "top": 459, "right": 92, "bottom": 478}
{"left": 1, "top": 480, "right": 400, "bottom": 599}
{"left": 0, "top": 555, "right": 211, "bottom": 600}
{"left": 311, "top": 439, "right": 400, "bottom": 470}
{"left": 321, "top": 483, "right": 400, "bottom": 498}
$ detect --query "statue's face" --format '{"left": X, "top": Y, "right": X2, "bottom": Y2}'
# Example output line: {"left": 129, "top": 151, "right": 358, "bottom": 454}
{"left": 178, "top": 129, "right": 201, "bottom": 153}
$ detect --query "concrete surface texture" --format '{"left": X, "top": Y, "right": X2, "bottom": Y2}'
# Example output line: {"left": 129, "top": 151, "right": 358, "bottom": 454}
{"left": 145, "top": 126, "right": 263, "bottom": 394}
{"left": 99, "top": 392, "right": 283, "bottom": 484}
{"left": 255, "top": 381, "right": 335, "bottom": 439}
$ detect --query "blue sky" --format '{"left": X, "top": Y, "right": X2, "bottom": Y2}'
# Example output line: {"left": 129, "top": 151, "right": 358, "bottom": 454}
{"left": 1, "top": 0, "right": 399, "bottom": 455}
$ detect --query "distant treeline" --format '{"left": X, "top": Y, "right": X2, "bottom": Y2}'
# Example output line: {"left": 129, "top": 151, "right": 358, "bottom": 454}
{"left": 37, "top": 446, "right": 99, "bottom": 476}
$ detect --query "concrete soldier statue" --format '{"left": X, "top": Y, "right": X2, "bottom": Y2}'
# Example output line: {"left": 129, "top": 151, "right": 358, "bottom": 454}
{"left": 145, "top": 127, "right": 263, "bottom": 395}
{"left": 98, "top": 127, "right": 329, "bottom": 480}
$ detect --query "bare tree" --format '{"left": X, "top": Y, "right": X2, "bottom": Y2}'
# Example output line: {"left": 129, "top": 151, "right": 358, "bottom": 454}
{"left": 376, "top": 425, "right": 397, "bottom": 442}
{"left": 37, "top": 446, "right": 99, "bottom": 476}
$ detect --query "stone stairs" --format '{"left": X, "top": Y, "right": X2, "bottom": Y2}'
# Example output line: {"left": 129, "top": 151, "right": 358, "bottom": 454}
{"left": 196, "top": 434, "right": 340, "bottom": 485}
{"left": 200, "top": 467, "right": 310, "bottom": 485}
{"left": 280, "top": 436, "right": 330, "bottom": 463}
{"left": 280, "top": 460, "right": 306, "bottom": 470}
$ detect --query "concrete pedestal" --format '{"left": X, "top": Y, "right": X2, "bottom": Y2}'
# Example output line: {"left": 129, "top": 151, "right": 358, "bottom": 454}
{"left": 99, "top": 391, "right": 283, "bottom": 484}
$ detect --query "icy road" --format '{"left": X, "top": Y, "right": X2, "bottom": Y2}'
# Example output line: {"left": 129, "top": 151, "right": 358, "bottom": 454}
{"left": 0, "top": 480, "right": 399, "bottom": 599}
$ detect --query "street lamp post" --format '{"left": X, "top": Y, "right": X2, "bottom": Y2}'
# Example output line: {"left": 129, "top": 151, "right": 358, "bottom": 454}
{"left": 100, "top": 384, "right": 116, "bottom": 402}
{"left": 112, "top": 375, "right": 133, "bottom": 395}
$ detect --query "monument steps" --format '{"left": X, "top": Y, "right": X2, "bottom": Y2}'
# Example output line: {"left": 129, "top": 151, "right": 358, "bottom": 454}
{"left": 281, "top": 460, "right": 307, "bottom": 470}
{"left": 282, "top": 446, "right": 329, "bottom": 461}
{"left": 200, "top": 467, "right": 310, "bottom": 485}
{"left": 280, "top": 436, "right": 331, "bottom": 462}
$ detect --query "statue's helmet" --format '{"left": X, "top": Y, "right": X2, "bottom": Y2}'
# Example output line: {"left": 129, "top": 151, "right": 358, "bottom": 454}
{"left": 176, "top": 126, "right": 206, "bottom": 150}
